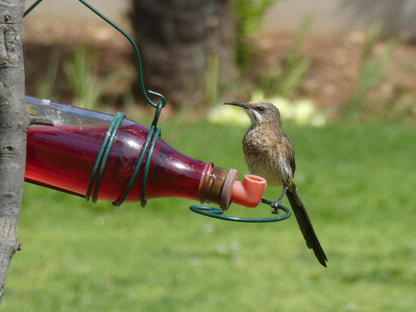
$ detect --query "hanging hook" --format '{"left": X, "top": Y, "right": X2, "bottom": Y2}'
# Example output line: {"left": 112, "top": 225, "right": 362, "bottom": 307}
{"left": 24, "top": 0, "right": 167, "bottom": 109}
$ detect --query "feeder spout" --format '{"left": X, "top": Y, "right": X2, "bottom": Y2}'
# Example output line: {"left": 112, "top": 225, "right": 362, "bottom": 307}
{"left": 231, "top": 174, "right": 267, "bottom": 207}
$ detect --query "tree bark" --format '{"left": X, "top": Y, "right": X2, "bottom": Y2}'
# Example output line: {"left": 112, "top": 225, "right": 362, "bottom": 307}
{"left": 130, "top": 0, "right": 237, "bottom": 108}
{"left": 0, "top": 0, "right": 26, "bottom": 303}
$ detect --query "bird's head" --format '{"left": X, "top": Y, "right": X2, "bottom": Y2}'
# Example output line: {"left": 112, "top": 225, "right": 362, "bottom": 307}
{"left": 224, "top": 101, "right": 281, "bottom": 127}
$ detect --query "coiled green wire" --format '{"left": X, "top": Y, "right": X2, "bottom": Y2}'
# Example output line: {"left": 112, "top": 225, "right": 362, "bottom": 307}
{"left": 113, "top": 101, "right": 163, "bottom": 207}
{"left": 85, "top": 112, "right": 125, "bottom": 203}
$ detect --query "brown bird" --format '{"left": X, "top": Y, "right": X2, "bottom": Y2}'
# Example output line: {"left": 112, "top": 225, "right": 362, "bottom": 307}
{"left": 224, "top": 101, "right": 328, "bottom": 267}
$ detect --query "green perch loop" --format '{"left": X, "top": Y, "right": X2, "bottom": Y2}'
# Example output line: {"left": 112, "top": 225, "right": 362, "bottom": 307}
{"left": 190, "top": 199, "right": 291, "bottom": 223}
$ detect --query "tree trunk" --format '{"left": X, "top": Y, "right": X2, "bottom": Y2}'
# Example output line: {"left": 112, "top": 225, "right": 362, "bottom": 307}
{"left": 130, "top": 0, "right": 237, "bottom": 108}
{"left": 0, "top": 0, "right": 26, "bottom": 303}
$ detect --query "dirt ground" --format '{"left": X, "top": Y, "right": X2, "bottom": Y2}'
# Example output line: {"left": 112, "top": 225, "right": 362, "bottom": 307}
{"left": 254, "top": 31, "right": 416, "bottom": 113}
{"left": 23, "top": 18, "right": 416, "bottom": 120}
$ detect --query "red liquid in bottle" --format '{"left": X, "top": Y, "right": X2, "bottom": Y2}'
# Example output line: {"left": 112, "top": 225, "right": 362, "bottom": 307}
{"left": 26, "top": 121, "right": 208, "bottom": 203}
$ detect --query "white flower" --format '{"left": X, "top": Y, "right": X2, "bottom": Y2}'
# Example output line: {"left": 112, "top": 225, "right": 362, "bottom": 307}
{"left": 208, "top": 104, "right": 250, "bottom": 126}
{"left": 208, "top": 91, "right": 327, "bottom": 127}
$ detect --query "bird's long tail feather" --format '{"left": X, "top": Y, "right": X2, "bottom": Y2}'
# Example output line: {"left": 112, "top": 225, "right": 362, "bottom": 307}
{"left": 286, "top": 185, "right": 328, "bottom": 267}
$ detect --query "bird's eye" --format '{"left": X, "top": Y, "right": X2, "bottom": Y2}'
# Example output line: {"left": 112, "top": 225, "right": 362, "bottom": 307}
{"left": 258, "top": 107, "right": 265, "bottom": 112}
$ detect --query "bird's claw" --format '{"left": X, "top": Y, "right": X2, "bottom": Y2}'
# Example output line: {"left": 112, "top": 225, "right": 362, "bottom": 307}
{"left": 271, "top": 186, "right": 288, "bottom": 214}
{"left": 271, "top": 200, "right": 281, "bottom": 214}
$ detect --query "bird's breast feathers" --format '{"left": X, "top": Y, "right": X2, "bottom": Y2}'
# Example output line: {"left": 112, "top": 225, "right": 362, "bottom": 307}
{"left": 243, "top": 127, "right": 291, "bottom": 186}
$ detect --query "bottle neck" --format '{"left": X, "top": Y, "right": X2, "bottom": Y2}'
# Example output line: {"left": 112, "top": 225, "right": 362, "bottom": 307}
{"left": 198, "top": 164, "right": 238, "bottom": 210}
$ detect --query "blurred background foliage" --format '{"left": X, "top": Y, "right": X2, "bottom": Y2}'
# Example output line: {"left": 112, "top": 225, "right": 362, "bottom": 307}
{"left": 22, "top": 0, "right": 416, "bottom": 124}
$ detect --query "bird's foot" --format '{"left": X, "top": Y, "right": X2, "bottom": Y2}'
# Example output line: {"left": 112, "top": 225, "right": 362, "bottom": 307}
{"left": 271, "top": 185, "right": 288, "bottom": 214}
{"left": 271, "top": 200, "right": 282, "bottom": 214}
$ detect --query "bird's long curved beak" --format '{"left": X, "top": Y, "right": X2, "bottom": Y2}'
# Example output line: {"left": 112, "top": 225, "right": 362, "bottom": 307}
{"left": 224, "top": 101, "right": 249, "bottom": 109}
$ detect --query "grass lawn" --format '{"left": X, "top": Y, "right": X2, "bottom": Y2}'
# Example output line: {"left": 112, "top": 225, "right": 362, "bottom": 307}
{"left": 3, "top": 119, "right": 416, "bottom": 311}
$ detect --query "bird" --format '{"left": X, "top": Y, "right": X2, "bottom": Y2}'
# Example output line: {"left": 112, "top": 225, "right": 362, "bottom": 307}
{"left": 224, "top": 101, "right": 328, "bottom": 267}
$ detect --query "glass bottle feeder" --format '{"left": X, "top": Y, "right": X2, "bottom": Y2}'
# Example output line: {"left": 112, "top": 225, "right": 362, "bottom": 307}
{"left": 25, "top": 96, "right": 274, "bottom": 214}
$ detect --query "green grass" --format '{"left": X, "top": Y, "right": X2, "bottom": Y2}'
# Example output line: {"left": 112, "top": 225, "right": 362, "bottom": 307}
{"left": 3, "top": 119, "right": 416, "bottom": 311}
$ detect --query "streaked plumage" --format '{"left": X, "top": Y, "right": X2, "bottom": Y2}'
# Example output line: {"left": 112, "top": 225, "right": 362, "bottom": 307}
{"left": 224, "top": 101, "right": 328, "bottom": 267}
